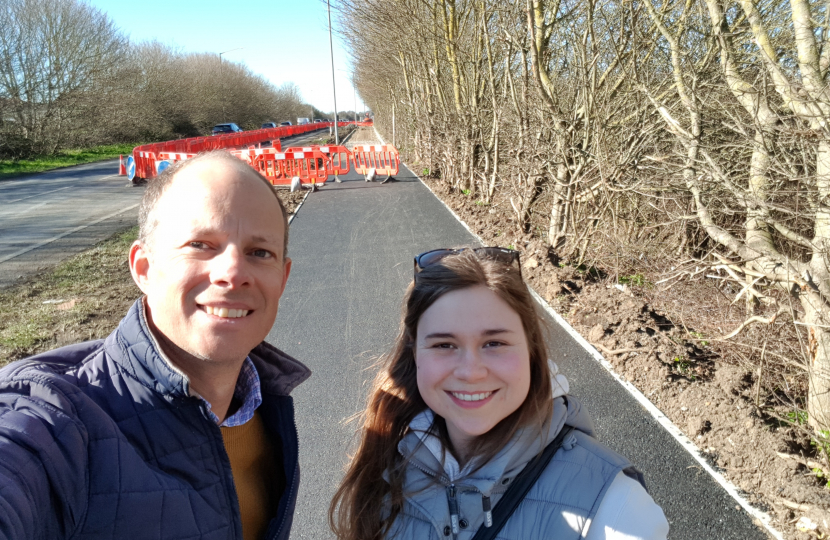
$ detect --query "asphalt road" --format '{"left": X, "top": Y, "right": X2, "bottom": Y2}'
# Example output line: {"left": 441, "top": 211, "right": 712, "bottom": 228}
{"left": 0, "top": 160, "right": 143, "bottom": 289}
{"left": 269, "top": 167, "right": 772, "bottom": 539}
{"left": 0, "top": 129, "right": 330, "bottom": 290}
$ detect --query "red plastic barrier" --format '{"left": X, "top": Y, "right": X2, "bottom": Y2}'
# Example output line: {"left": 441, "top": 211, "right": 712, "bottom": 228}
{"left": 248, "top": 148, "right": 329, "bottom": 186}
{"left": 130, "top": 123, "right": 328, "bottom": 180}
{"left": 135, "top": 149, "right": 159, "bottom": 179}
{"left": 285, "top": 145, "right": 351, "bottom": 177}
{"left": 158, "top": 151, "right": 197, "bottom": 162}
{"left": 351, "top": 144, "right": 400, "bottom": 176}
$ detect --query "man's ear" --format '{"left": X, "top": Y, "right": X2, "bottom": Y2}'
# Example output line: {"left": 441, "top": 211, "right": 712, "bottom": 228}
{"left": 280, "top": 257, "right": 292, "bottom": 295}
{"left": 129, "top": 240, "right": 151, "bottom": 293}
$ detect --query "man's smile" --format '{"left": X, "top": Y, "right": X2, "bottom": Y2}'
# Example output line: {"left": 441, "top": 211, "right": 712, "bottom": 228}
{"left": 199, "top": 304, "right": 253, "bottom": 318}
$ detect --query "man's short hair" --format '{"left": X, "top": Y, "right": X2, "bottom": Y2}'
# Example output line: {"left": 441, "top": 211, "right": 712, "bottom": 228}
{"left": 137, "top": 151, "right": 290, "bottom": 259}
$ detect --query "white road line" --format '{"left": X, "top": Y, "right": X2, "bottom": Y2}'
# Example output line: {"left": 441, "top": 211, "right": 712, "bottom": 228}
{"left": 0, "top": 162, "right": 120, "bottom": 191}
{"left": 0, "top": 204, "right": 139, "bottom": 264}
{"left": 0, "top": 180, "right": 42, "bottom": 191}
{"left": 0, "top": 199, "right": 52, "bottom": 219}
{"left": 3, "top": 185, "right": 73, "bottom": 204}
{"left": 411, "top": 162, "right": 784, "bottom": 540}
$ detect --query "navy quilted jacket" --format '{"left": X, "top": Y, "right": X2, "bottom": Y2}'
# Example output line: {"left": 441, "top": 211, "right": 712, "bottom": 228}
{"left": 0, "top": 299, "right": 311, "bottom": 540}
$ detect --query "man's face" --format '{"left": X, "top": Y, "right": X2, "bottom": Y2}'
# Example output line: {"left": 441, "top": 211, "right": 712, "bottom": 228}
{"left": 130, "top": 159, "right": 291, "bottom": 365}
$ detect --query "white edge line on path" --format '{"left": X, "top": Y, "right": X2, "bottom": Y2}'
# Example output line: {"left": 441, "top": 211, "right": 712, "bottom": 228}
{"left": 0, "top": 204, "right": 139, "bottom": 265}
{"left": 401, "top": 149, "right": 784, "bottom": 540}
{"left": 287, "top": 191, "right": 310, "bottom": 225}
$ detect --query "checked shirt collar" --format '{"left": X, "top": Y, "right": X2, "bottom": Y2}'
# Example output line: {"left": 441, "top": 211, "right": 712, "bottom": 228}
{"left": 201, "top": 356, "right": 262, "bottom": 427}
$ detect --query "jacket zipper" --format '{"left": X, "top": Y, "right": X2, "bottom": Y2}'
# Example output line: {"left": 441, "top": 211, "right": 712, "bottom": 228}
{"left": 447, "top": 484, "right": 460, "bottom": 536}
{"left": 408, "top": 458, "right": 452, "bottom": 485}
{"left": 268, "top": 410, "right": 300, "bottom": 540}
{"left": 409, "top": 458, "right": 479, "bottom": 539}
{"left": 408, "top": 457, "right": 513, "bottom": 535}
{"left": 482, "top": 495, "right": 492, "bottom": 528}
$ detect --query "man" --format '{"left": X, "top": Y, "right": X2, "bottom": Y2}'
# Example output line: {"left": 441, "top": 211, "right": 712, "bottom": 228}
{"left": 0, "top": 151, "right": 310, "bottom": 540}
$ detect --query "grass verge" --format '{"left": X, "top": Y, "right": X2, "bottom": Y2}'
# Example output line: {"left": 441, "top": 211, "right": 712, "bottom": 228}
{"left": 0, "top": 227, "right": 140, "bottom": 366}
{"left": 0, "top": 143, "right": 140, "bottom": 179}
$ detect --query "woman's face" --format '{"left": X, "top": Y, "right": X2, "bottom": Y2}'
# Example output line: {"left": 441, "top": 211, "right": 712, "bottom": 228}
{"left": 414, "top": 285, "right": 531, "bottom": 458}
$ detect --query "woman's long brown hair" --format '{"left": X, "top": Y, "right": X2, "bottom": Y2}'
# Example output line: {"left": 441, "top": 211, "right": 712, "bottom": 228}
{"left": 329, "top": 250, "right": 553, "bottom": 540}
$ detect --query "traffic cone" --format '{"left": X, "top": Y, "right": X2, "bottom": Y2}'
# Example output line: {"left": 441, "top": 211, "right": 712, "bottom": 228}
{"left": 118, "top": 155, "right": 126, "bottom": 175}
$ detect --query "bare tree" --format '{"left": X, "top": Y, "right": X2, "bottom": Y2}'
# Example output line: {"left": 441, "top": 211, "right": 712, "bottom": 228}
{"left": 0, "top": 0, "right": 127, "bottom": 155}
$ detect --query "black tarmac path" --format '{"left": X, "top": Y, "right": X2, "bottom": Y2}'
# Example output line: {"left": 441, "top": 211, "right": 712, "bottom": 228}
{"left": 268, "top": 165, "right": 774, "bottom": 539}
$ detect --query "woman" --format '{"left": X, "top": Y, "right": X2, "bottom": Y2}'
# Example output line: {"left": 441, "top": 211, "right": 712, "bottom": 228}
{"left": 330, "top": 247, "right": 669, "bottom": 540}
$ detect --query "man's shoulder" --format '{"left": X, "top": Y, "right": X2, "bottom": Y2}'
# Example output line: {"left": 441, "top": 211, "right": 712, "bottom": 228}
{"left": 250, "top": 341, "right": 311, "bottom": 396}
{"left": 1, "top": 338, "right": 106, "bottom": 385}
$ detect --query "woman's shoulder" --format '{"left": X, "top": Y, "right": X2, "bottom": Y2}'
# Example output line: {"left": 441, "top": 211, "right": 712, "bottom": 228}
{"left": 536, "top": 428, "right": 640, "bottom": 490}
{"left": 502, "top": 428, "right": 638, "bottom": 532}
{"left": 530, "top": 429, "right": 667, "bottom": 539}
{"left": 583, "top": 472, "right": 670, "bottom": 540}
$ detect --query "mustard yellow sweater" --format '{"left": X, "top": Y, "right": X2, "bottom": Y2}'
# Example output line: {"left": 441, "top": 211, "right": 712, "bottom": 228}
{"left": 220, "top": 411, "right": 285, "bottom": 540}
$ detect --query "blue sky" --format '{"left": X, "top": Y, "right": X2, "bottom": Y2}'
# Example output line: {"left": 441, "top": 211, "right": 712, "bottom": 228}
{"left": 87, "top": 0, "right": 361, "bottom": 113}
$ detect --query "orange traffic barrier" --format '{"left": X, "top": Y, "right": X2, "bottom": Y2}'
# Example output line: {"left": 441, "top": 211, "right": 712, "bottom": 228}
{"left": 128, "top": 122, "right": 331, "bottom": 180}
{"left": 249, "top": 148, "right": 329, "bottom": 186}
{"left": 159, "top": 152, "right": 197, "bottom": 162}
{"left": 351, "top": 144, "right": 400, "bottom": 176}
{"left": 285, "top": 145, "right": 351, "bottom": 177}
{"left": 135, "top": 150, "right": 159, "bottom": 180}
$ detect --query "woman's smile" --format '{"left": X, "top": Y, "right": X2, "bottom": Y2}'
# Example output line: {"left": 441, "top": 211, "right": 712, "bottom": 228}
{"left": 447, "top": 390, "right": 496, "bottom": 408}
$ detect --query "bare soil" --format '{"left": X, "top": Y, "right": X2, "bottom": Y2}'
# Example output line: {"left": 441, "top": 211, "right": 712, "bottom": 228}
{"left": 279, "top": 188, "right": 307, "bottom": 216}
{"left": 424, "top": 179, "right": 827, "bottom": 540}
{"left": 344, "top": 126, "right": 379, "bottom": 148}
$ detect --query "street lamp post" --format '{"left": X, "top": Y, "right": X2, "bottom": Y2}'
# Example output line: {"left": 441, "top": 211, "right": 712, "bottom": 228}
{"left": 327, "top": 0, "right": 339, "bottom": 144}
{"left": 218, "top": 48, "right": 243, "bottom": 120}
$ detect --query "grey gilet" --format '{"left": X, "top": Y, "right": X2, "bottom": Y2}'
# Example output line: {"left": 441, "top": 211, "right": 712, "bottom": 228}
{"left": 387, "top": 396, "right": 645, "bottom": 540}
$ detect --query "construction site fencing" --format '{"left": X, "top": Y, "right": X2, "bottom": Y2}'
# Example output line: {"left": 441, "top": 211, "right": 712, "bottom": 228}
{"left": 127, "top": 122, "right": 349, "bottom": 181}
{"left": 121, "top": 122, "right": 387, "bottom": 186}
{"left": 351, "top": 144, "right": 400, "bottom": 177}
{"left": 248, "top": 148, "right": 329, "bottom": 185}
{"left": 285, "top": 145, "right": 351, "bottom": 177}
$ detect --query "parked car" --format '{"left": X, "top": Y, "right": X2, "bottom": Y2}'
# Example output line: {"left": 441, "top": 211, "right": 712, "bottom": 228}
{"left": 280, "top": 121, "right": 292, "bottom": 126}
{"left": 313, "top": 119, "right": 323, "bottom": 123}
{"left": 211, "top": 123, "right": 243, "bottom": 135}
{"left": 297, "top": 117, "right": 310, "bottom": 125}
{"left": 261, "top": 122, "right": 277, "bottom": 129}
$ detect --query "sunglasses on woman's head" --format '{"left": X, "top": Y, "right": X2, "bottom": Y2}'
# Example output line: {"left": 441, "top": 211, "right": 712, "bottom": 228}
{"left": 413, "top": 247, "right": 522, "bottom": 279}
